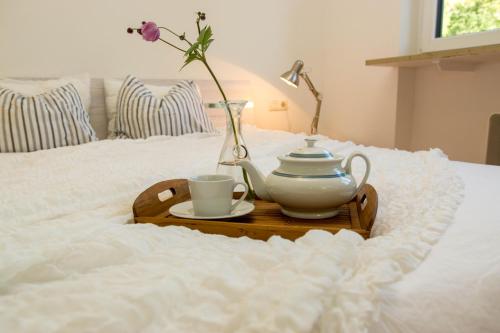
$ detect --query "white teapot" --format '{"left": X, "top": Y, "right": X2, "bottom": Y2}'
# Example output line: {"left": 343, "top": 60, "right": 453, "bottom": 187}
{"left": 238, "top": 138, "right": 370, "bottom": 219}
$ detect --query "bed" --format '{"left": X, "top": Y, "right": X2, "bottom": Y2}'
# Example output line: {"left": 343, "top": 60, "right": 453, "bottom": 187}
{"left": 0, "top": 78, "right": 499, "bottom": 333}
{"left": 370, "top": 161, "right": 500, "bottom": 333}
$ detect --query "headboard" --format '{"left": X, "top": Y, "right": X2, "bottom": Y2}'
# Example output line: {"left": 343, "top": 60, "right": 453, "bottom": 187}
{"left": 90, "top": 79, "right": 252, "bottom": 139}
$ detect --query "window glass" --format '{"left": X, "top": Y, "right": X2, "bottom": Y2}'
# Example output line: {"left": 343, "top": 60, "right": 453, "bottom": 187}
{"left": 438, "top": 0, "right": 500, "bottom": 38}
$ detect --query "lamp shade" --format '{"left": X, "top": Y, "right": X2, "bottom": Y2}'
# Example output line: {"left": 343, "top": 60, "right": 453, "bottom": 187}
{"left": 280, "top": 60, "right": 304, "bottom": 88}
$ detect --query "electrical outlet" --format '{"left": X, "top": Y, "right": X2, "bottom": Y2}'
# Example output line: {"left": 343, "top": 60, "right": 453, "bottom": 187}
{"left": 269, "top": 100, "right": 288, "bottom": 111}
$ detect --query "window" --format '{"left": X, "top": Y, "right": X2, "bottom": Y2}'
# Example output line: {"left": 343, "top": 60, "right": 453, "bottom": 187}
{"left": 420, "top": 0, "right": 500, "bottom": 51}
{"left": 437, "top": 0, "right": 500, "bottom": 38}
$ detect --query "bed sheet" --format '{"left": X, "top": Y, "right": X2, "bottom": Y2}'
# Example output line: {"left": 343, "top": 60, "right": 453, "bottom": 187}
{"left": 369, "top": 161, "right": 500, "bottom": 333}
{"left": 0, "top": 128, "right": 473, "bottom": 332}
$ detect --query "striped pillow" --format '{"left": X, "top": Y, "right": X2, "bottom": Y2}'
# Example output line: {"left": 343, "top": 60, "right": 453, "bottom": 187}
{"left": 114, "top": 76, "right": 215, "bottom": 139}
{"left": 0, "top": 83, "right": 97, "bottom": 153}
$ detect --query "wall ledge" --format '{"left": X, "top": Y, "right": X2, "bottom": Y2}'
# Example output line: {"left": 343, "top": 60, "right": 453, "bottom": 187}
{"left": 366, "top": 43, "right": 500, "bottom": 70}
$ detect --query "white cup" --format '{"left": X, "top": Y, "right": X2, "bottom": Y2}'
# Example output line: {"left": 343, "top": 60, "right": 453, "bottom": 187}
{"left": 188, "top": 174, "right": 249, "bottom": 217}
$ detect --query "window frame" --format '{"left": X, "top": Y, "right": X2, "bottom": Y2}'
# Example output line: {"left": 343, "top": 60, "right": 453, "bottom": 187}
{"left": 419, "top": 0, "right": 500, "bottom": 52}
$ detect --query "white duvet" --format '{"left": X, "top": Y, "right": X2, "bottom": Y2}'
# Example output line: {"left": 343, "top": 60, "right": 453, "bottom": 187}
{"left": 0, "top": 127, "right": 463, "bottom": 333}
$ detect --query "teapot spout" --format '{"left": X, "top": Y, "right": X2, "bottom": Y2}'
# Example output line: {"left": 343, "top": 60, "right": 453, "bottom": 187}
{"left": 238, "top": 160, "right": 273, "bottom": 201}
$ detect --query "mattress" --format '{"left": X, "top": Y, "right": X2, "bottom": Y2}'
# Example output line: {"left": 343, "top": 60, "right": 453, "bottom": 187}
{"left": 369, "top": 161, "right": 500, "bottom": 333}
{"left": 0, "top": 127, "right": 498, "bottom": 332}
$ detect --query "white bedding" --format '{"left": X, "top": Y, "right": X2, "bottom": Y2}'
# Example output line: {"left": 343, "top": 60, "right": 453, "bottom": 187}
{"left": 369, "top": 161, "right": 500, "bottom": 333}
{"left": 0, "top": 126, "right": 486, "bottom": 333}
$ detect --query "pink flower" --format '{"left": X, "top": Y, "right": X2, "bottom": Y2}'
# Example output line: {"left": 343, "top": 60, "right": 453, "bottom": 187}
{"left": 141, "top": 22, "right": 160, "bottom": 42}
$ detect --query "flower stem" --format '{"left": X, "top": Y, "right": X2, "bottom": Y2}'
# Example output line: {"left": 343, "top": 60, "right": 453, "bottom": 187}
{"left": 200, "top": 58, "right": 237, "bottom": 144}
{"left": 200, "top": 57, "right": 255, "bottom": 199}
{"left": 196, "top": 19, "right": 201, "bottom": 34}
{"left": 158, "top": 38, "right": 187, "bottom": 53}
{"left": 158, "top": 27, "right": 193, "bottom": 46}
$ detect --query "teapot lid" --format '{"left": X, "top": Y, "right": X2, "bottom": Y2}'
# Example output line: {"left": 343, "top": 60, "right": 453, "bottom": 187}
{"left": 287, "top": 138, "right": 334, "bottom": 159}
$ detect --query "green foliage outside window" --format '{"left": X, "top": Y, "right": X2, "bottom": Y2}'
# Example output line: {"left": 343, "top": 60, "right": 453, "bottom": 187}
{"left": 442, "top": 0, "right": 500, "bottom": 37}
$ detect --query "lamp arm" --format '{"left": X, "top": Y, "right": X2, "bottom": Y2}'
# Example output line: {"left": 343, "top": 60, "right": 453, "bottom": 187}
{"left": 300, "top": 72, "right": 322, "bottom": 135}
{"left": 300, "top": 72, "right": 322, "bottom": 101}
{"left": 309, "top": 98, "right": 322, "bottom": 135}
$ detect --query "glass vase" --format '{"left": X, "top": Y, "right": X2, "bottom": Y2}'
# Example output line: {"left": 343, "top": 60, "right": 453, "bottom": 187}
{"left": 216, "top": 100, "right": 254, "bottom": 200}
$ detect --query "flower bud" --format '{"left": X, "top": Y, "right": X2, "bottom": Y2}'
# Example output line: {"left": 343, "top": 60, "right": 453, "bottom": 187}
{"left": 127, "top": 28, "right": 133, "bottom": 34}
{"left": 140, "top": 22, "right": 160, "bottom": 41}
{"left": 197, "top": 11, "right": 206, "bottom": 21}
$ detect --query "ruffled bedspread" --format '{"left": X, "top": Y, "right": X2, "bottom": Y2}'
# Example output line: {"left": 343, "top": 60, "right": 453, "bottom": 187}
{"left": 0, "top": 127, "right": 463, "bottom": 332}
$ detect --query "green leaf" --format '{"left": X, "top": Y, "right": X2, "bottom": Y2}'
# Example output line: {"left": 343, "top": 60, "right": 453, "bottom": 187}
{"left": 184, "top": 42, "right": 200, "bottom": 57}
{"left": 197, "top": 25, "right": 213, "bottom": 53}
{"left": 180, "top": 53, "right": 199, "bottom": 70}
{"left": 197, "top": 26, "right": 212, "bottom": 44}
{"left": 202, "top": 38, "right": 214, "bottom": 52}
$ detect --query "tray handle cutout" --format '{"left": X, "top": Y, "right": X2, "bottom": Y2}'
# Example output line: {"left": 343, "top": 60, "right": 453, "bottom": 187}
{"left": 133, "top": 179, "right": 190, "bottom": 218}
{"left": 355, "top": 184, "right": 378, "bottom": 232}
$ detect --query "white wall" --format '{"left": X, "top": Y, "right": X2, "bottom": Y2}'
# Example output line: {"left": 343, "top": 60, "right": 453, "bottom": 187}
{"left": 1, "top": 0, "right": 496, "bottom": 162}
{"left": 411, "top": 63, "right": 500, "bottom": 163}
{"left": 0, "top": 0, "right": 417, "bottom": 147}
{"left": 0, "top": 0, "right": 325, "bottom": 133}
{"left": 320, "top": 0, "right": 407, "bottom": 148}
{"left": 319, "top": 0, "right": 499, "bottom": 162}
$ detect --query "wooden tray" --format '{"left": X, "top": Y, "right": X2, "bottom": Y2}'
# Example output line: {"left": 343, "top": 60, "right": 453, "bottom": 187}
{"left": 133, "top": 179, "right": 378, "bottom": 241}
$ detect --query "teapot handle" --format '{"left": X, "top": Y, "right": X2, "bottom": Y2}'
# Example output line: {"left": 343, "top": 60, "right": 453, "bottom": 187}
{"left": 344, "top": 152, "right": 371, "bottom": 195}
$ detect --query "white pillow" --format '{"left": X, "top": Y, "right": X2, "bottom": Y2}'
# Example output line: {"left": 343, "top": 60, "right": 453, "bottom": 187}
{"left": 0, "top": 74, "right": 91, "bottom": 113}
{"left": 104, "top": 78, "right": 174, "bottom": 138}
{"left": 113, "top": 75, "right": 214, "bottom": 139}
{"left": 0, "top": 83, "right": 97, "bottom": 152}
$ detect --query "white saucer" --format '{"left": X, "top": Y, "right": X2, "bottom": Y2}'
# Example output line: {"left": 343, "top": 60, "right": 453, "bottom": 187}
{"left": 169, "top": 200, "right": 255, "bottom": 220}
